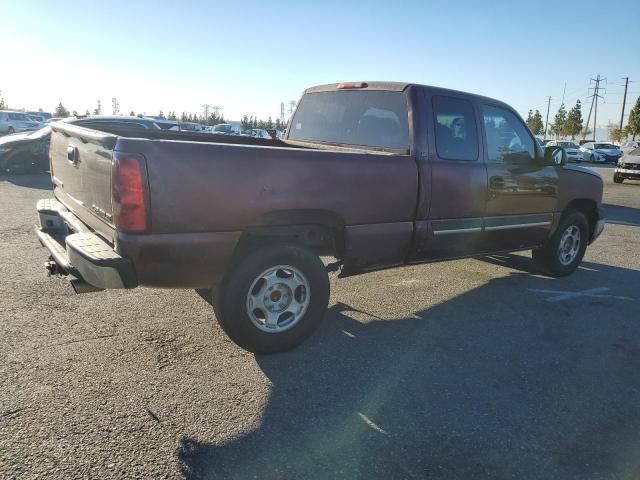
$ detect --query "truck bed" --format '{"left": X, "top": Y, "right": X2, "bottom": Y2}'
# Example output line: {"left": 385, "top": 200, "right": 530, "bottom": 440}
{"left": 47, "top": 122, "right": 419, "bottom": 286}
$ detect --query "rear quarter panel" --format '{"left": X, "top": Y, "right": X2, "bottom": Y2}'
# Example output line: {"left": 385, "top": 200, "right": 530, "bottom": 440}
{"left": 115, "top": 138, "right": 419, "bottom": 273}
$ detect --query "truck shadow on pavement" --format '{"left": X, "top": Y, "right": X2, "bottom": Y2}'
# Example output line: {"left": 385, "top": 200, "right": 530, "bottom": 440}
{"left": 0, "top": 172, "right": 52, "bottom": 190}
{"left": 181, "top": 256, "right": 640, "bottom": 480}
{"left": 602, "top": 203, "right": 640, "bottom": 227}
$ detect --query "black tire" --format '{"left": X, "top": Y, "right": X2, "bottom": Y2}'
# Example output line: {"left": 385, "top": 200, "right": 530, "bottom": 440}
{"left": 533, "top": 209, "right": 588, "bottom": 277}
{"left": 214, "top": 243, "right": 330, "bottom": 354}
{"left": 7, "top": 127, "right": 15, "bottom": 134}
{"left": 613, "top": 173, "right": 624, "bottom": 184}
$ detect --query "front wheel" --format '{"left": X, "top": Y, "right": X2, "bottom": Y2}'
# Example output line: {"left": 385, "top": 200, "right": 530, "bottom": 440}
{"left": 7, "top": 127, "right": 15, "bottom": 134}
{"left": 613, "top": 173, "right": 624, "bottom": 184}
{"left": 533, "top": 210, "right": 588, "bottom": 277}
{"left": 214, "top": 243, "right": 330, "bottom": 353}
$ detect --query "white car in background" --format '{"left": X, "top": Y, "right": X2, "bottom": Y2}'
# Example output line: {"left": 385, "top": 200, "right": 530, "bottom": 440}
{"left": 579, "top": 142, "right": 623, "bottom": 164}
{"left": 211, "top": 123, "right": 239, "bottom": 135}
{"left": 621, "top": 140, "right": 639, "bottom": 155}
{"left": 0, "top": 111, "right": 42, "bottom": 135}
{"left": 250, "top": 129, "right": 273, "bottom": 139}
{"left": 546, "top": 140, "right": 583, "bottom": 162}
{"left": 179, "top": 122, "right": 204, "bottom": 133}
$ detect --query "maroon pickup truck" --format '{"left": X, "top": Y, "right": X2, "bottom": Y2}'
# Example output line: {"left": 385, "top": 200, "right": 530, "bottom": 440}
{"left": 37, "top": 82, "right": 605, "bottom": 353}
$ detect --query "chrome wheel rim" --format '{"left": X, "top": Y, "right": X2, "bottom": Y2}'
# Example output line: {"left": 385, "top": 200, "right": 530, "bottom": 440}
{"left": 558, "top": 225, "right": 581, "bottom": 266}
{"left": 246, "top": 265, "right": 310, "bottom": 333}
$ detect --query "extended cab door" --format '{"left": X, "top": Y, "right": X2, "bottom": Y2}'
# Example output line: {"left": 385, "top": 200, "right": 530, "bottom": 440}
{"left": 410, "top": 91, "right": 488, "bottom": 261}
{"left": 481, "top": 104, "right": 558, "bottom": 250}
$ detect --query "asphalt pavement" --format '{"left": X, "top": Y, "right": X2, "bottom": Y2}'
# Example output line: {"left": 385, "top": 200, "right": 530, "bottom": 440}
{"left": 1, "top": 167, "right": 639, "bottom": 479}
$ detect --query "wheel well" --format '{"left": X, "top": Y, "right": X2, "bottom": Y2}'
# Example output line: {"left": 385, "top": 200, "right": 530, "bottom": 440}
{"left": 233, "top": 210, "right": 346, "bottom": 260}
{"left": 563, "top": 199, "right": 598, "bottom": 238}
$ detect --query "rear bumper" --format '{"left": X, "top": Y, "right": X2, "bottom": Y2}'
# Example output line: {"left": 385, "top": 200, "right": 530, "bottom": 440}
{"left": 36, "top": 197, "right": 242, "bottom": 290}
{"left": 36, "top": 198, "right": 136, "bottom": 289}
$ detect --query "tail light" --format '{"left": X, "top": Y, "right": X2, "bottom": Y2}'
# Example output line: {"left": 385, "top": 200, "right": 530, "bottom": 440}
{"left": 111, "top": 152, "right": 149, "bottom": 233}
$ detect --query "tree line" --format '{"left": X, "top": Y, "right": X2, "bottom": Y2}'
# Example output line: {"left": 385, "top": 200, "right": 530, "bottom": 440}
{"left": 49, "top": 99, "right": 288, "bottom": 131}
{"left": 526, "top": 96, "right": 640, "bottom": 142}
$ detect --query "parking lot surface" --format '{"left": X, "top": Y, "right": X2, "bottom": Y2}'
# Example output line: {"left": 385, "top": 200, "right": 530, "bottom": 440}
{"left": 1, "top": 167, "right": 639, "bottom": 479}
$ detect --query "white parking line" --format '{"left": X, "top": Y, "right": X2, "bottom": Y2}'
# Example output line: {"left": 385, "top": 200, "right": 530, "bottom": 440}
{"left": 528, "top": 287, "right": 634, "bottom": 302}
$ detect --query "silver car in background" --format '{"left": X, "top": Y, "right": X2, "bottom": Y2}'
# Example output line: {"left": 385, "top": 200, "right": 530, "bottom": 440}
{"left": 614, "top": 147, "right": 640, "bottom": 184}
{"left": 579, "top": 142, "right": 623, "bottom": 164}
{"left": 621, "top": 140, "right": 639, "bottom": 155}
{"left": 546, "top": 140, "right": 583, "bottom": 162}
{"left": 0, "top": 111, "right": 42, "bottom": 135}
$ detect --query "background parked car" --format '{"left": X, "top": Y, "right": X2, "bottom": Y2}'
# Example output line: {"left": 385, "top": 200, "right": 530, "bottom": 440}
{"left": 75, "top": 116, "right": 163, "bottom": 131}
{"left": 579, "top": 142, "right": 622, "bottom": 163}
{"left": 26, "top": 114, "right": 46, "bottom": 124}
{"left": 621, "top": 140, "right": 640, "bottom": 155}
{"left": 546, "top": 140, "right": 583, "bottom": 162}
{"left": 144, "top": 116, "right": 180, "bottom": 131}
{"left": 1, "top": 116, "right": 161, "bottom": 173}
{"left": 0, "top": 111, "right": 42, "bottom": 135}
{"left": 250, "top": 128, "right": 272, "bottom": 139}
{"left": 179, "top": 122, "right": 204, "bottom": 132}
{"left": 211, "top": 123, "right": 239, "bottom": 135}
{"left": 0, "top": 127, "right": 52, "bottom": 173}
{"left": 26, "top": 111, "right": 52, "bottom": 121}
{"left": 614, "top": 147, "right": 640, "bottom": 184}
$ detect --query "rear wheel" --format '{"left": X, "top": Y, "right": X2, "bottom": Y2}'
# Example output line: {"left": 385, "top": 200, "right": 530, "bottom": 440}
{"left": 613, "top": 173, "right": 624, "bottom": 184}
{"left": 533, "top": 210, "right": 588, "bottom": 277}
{"left": 214, "top": 243, "right": 330, "bottom": 353}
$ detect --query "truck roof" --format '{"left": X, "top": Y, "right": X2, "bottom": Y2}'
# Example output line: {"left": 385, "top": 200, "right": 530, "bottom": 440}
{"left": 304, "top": 82, "right": 512, "bottom": 110}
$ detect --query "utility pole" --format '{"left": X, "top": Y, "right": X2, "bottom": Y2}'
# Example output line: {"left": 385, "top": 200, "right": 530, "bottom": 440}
{"left": 584, "top": 94, "right": 595, "bottom": 140}
{"left": 544, "top": 96, "right": 551, "bottom": 140}
{"left": 586, "top": 75, "right": 605, "bottom": 140}
{"left": 111, "top": 97, "right": 119, "bottom": 116}
{"left": 620, "top": 77, "right": 630, "bottom": 131}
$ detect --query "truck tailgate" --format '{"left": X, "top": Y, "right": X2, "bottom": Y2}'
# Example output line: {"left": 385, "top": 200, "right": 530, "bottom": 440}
{"left": 49, "top": 123, "right": 118, "bottom": 242}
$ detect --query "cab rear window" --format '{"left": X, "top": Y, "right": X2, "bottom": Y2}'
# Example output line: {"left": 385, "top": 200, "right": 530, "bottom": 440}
{"left": 288, "top": 91, "right": 409, "bottom": 151}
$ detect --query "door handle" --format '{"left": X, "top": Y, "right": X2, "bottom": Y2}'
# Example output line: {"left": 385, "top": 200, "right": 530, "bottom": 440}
{"left": 490, "top": 176, "right": 505, "bottom": 188}
{"left": 67, "top": 145, "right": 79, "bottom": 165}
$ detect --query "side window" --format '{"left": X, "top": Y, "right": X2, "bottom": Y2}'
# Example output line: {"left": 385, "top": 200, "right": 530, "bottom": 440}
{"left": 482, "top": 105, "right": 535, "bottom": 162}
{"left": 432, "top": 95, "right": 478, "bottom": 161}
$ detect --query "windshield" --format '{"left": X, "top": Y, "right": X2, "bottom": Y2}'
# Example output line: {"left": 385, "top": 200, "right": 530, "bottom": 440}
{"left": 595, "top": 143, "right": 616, "bottom": 149}
{"left": 558, "top": 142, "right": 578, "bottom": 148}
{"left": 288, "top": 90, "right": 409, "bottom": 151}
{"left": 213, "top": 124, "right": 231, "bottom": 132}
{"left": 8, "top": 112, "right": 29, "bottom": 121}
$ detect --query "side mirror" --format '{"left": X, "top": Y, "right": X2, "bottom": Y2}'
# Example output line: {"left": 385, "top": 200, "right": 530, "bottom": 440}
{"left": 544, "top": 145, "right": 566, "bottom": 166}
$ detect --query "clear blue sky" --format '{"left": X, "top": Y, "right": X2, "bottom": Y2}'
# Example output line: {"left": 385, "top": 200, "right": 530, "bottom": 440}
{"left": 2, "top": 0, "right": 638, "bottom": 128}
